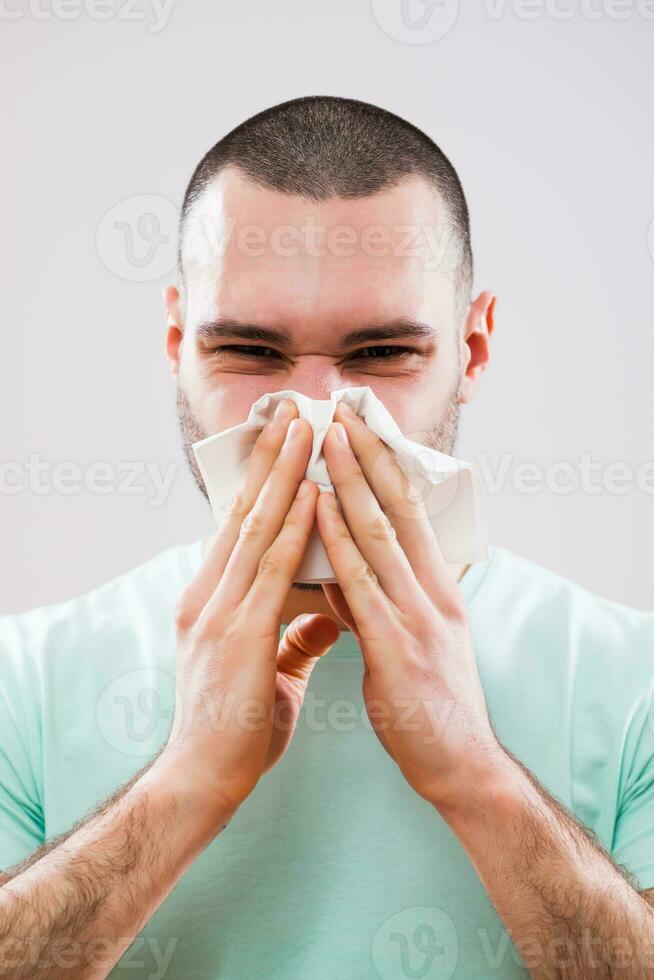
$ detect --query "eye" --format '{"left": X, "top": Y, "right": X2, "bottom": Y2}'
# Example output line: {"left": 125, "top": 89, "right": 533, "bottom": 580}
{"left": 218, "top": 344, "right": 416, "bottom": 361}
{"left": 218, "top": 345, "right": 283, "bottom": 359}
{"left": 349, "top": 346, "right": 415, "bottom": 360}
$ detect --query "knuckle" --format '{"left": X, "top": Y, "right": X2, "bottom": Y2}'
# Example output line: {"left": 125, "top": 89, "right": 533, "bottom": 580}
{"left": 402, "top": 473, "right": 425, "bottom": 506}
{"left": 368, "top": 511, "right": 396, "bottom": 542}
{"left": 224, "top": 487, "right": 249, "bottom": 522}
{"left": 324, "top": 523, "right": 353, "bottom": 561}
{"left": 389, "top": 481, "right": 426, "bottom": 522}
{"left": 189, "top": 610, "right": 234, "bottom": 652}
{"left": 350, "top": 561, "right": 379, "bottom": 590}
{"left": 403, "top": 494, "right": 428, "bottom": 524}
{"left": 325, "top": 515, "right": 354, "bottom": 548}
{"left": 260, "top": 535, "right": 304, "bottom": 577}
{"left": 239, "top": 507, "right": 266, "bottom": 540}
{"left": 409, "top": 607, "right": 444, "bottom": 641}
{"left": 260, "top": 534, "right": 304, "bottom": 574}
{"left": 257, "top": 550, "right": 283, "bottom": 579}
{"left": 189, "top": 610, "right": 214, "bottom": 646}
{"left": 174, "top": 593, "right": 196, "bottom": 634}
{"left": 449, "top": 596, "right": 467, "bottom": 622}
{"left": 409, "top": 593, "right": 465, "bottom": 641}
{"left": 442, "top": 589, "right": 467, "bottom": 624}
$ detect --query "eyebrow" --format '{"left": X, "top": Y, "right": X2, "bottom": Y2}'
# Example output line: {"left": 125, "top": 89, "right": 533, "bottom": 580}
{"left": 195, "top": 318, "right": 438, "bottom": 349}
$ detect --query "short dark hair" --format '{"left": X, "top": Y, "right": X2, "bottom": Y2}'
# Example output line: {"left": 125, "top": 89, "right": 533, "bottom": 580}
{"left": 178, "top": 95, "right": 473, "bottom": 312}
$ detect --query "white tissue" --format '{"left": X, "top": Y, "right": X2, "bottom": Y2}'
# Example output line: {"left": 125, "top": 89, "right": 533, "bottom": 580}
{"left": 192, "top": 387, "right": 488, "bottom": 584}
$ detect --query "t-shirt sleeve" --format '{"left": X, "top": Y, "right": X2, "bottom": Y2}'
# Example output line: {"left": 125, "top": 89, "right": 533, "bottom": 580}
{"left": 0, "top": 616, "right": 45, "bottom": 869}
{"left": 611, "top": 688, "right": 654, "bottom": 891}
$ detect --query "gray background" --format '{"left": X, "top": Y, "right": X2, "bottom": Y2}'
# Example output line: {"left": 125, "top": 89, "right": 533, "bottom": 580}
{"left": 1, "top": 0, "right": 653, "bottom": 614}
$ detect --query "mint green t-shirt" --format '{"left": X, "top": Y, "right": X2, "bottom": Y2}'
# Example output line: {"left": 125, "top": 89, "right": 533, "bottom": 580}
{"left": 1, "top": 542, "right": 653, "bottom": 979}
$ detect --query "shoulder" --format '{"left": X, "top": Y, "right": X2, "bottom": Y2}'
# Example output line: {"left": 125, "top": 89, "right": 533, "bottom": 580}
{"left": 472, "top": 546, "right": 654, "bottom": 836}
{"left": 473, "top": 544, "right": 654, "bottom": 703}
{"left": 486, "top": 543, "right": 653, "bottom": 635}
{"left": 0, "top": 539, "right": 204, "bottom": 685}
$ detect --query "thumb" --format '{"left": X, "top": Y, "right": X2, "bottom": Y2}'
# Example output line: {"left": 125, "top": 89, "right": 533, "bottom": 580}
{"left": 277, "top": 614, "right": 340, "bottom": 685}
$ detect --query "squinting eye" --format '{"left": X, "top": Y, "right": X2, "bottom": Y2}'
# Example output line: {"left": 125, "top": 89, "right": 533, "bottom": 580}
{"left": 351, "top": 346, "right": 414, "bottom": 359}
{"left": 219, "top": 345, "right": 281, "bottom": 358}
{"left": 218, "top": 344, "right": 416, "bottom": 361}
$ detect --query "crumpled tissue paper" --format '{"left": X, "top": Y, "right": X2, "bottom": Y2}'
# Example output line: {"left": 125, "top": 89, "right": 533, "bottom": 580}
{"left": 192, "top": 386, "right": 488, "bottom": 583}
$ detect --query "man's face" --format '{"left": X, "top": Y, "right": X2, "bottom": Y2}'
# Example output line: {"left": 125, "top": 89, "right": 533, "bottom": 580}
{"left": 170, "top": 168, "right": 474, "bottom": 486}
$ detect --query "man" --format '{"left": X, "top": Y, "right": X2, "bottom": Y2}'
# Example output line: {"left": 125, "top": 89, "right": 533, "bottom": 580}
{"left": 0, "top": 96, "right": 652, "bottom": 979}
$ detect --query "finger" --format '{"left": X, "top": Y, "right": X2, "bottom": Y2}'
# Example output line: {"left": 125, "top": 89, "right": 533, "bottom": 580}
{"left": 315, "top": 490, "right": 395, "bottom": 639}
{"left": 240, "top": 480, "right": 320, "bottom": 631}
{"left": 322, "top": 583, "right": 358, "bottom": 636}
{"left": 276, "top": 614, "right": 340, "bottom": 686}
{"left": 334, "top": 401, "right": 453, "bottom": 604}
{"left": 182, "top": 398, "right": 299, "bottom": 618}
{"left": 321, "top": 422, "right": 422, "bottom": 609}
{"left": 205, "top": 417, "right": 314, "bottom": 613}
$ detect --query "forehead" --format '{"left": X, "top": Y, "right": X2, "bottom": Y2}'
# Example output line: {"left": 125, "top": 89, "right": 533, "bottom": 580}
{"left": 181, "top": 167, "right": 456, "bottom": 334}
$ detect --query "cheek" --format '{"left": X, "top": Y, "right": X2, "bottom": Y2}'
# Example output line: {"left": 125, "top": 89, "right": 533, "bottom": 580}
{"left": 179, "top": 342, "right": 279, "bottom": 433}
{"left": 373, "top": 390, "right": 426, "bottom": 440}
{"left": 182, "top": 365, "right": 289, "bottom": 434}
{"left": 367, "top": 366, "right": 457, "bottom": 441}
{"left": 211, "top": 380, "right": 277, "bottom": 432}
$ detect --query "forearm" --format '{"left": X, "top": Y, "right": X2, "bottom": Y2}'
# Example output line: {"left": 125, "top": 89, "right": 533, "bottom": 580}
{"left": 0, "top": 756, "right": 236, "bottom": 979}
{"left": 438, "top": 748, "right": 654, "bottom": 979}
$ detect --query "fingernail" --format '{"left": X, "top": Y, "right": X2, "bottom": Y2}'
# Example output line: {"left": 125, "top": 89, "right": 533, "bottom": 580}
{"left": 286, "top": 418, "right": 303, "bottom": 441}
{"left": 332, "top": 422, "right": 349, "bottom": 448}
{"left": 338, "top": 401, "right": 356, "bottom": 420}
{"left": 274, "top": 398, "right": 294, "bottom": 420}
{"left": 297, "top": 479, "right": 313, "bottom": 498}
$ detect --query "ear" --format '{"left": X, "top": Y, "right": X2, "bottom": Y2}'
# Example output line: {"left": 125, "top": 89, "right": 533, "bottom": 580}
{"left": 163, "top": 285, "right": 184, "bottom": 378}
{"left": 458, "top": 290, "right": 496, "bottom": 404}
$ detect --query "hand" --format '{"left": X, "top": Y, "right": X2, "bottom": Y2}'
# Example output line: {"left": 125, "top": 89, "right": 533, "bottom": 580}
{"left": 315, "top": 401, "right": 501, "bottom": 811}
{"left": 161, "top": 400, "right": 340, "bottom": 814}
